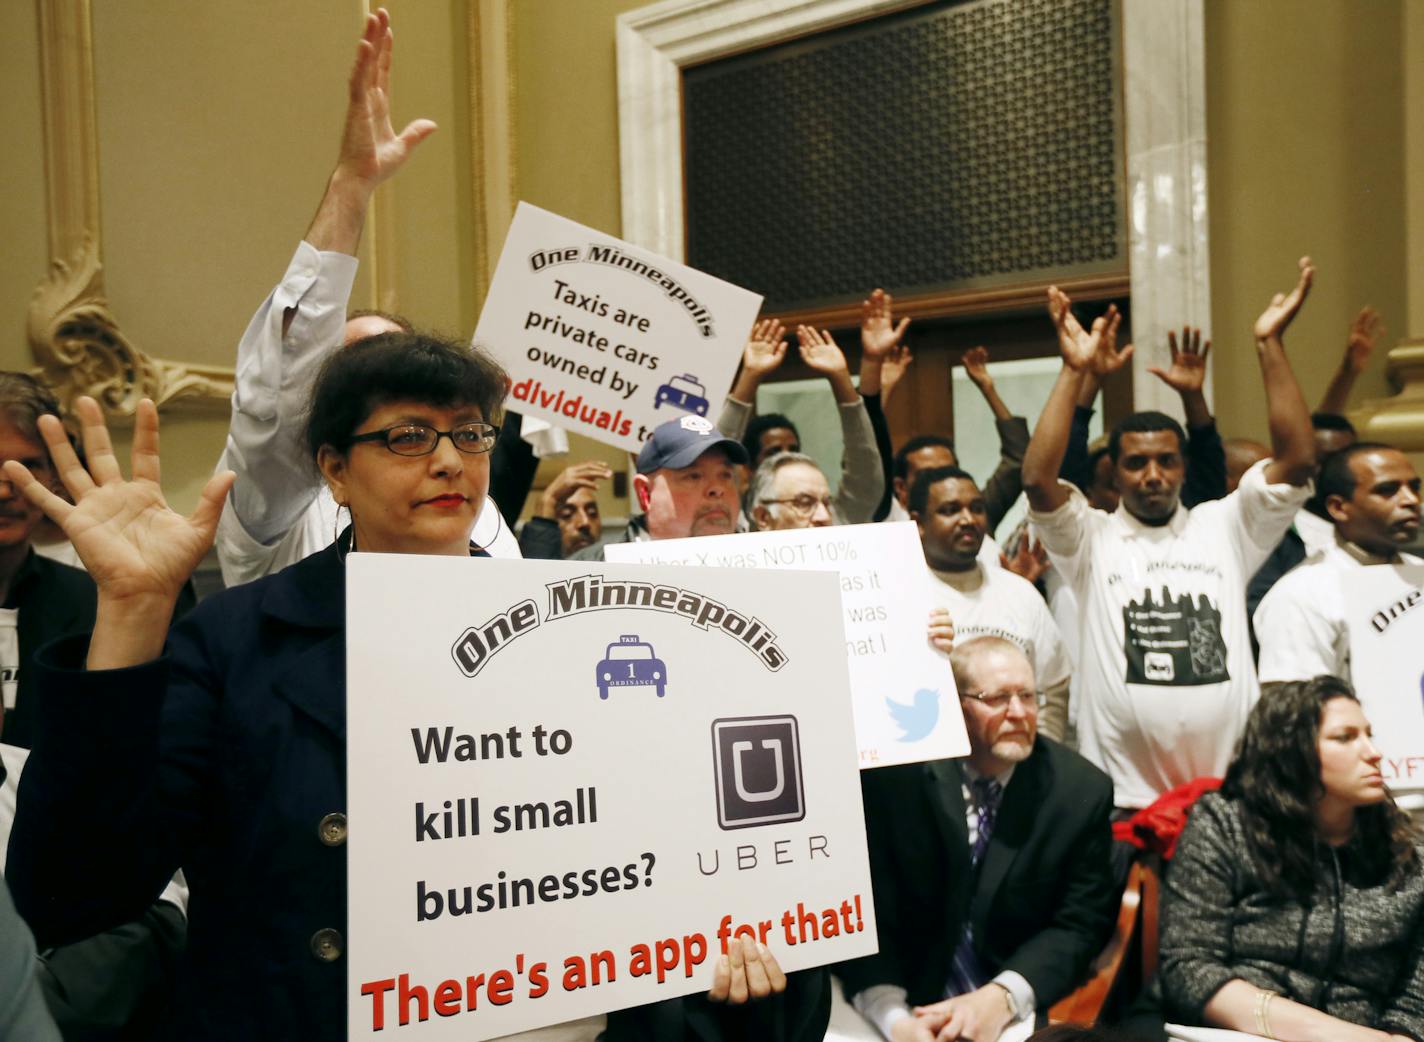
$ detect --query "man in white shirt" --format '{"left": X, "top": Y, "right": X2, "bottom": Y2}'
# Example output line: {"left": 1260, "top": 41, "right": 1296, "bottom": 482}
{"left": 1255, "top": 444, "right": 1422, "bottom": 683}
{"left": 216, "top": 10, "right": 518, "bottom": 587}
{"left": 913, "top": 465, "right": 1073, "bottom": 741}
{"left": 1021, "top": 262, "right": 1318, "bottom": 809}
{"left": 839, "top": 637, "right": 1116, "bottom": 1042}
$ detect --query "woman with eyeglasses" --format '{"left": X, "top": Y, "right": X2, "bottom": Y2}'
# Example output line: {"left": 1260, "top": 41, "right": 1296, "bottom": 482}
{"left": 1159, "top": 677, "right": 1424, "bottom": 1042}
{"left": 3, "top": 332, "right": 815, "bottom": 1041}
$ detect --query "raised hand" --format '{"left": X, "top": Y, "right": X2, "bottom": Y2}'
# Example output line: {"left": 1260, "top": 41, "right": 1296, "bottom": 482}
{"left": 880, "top": 341, "right": 915, "bottom": 404}
{"left": 1147, "top": 327, "right": 1211, "bottom": 394}
{"left": 927, "top": 608, "right": 955, "bottom": 655}
{"left": 962, "top": 346, "right": 994, "bottom": 391}
{"left": 1047, "top": 287, "right": 1131, "bottom": 375}
{"left": 1001, "top": 537, "right": 1049, "bottom": 585}
{"left": 1253, "top": 256, "right": 1315, "bottom": 342}
{"left": 336, "top": 8, "right": 438, "bottom": 193}
{"left": 3, "top": 398, "right": 232, "bottom": 608}
{"left": 797, "top": 326, "right": 850, "bottom": 378}
{"left": 539, "top": 461, "right": 611, "bottom": 517}
{"left": 708, "top": 934, "right": 787, "bottom": 1005}
{"left": 1345, "top": 306, "right": 1383, "bottom": 374}
{"left": 861, "top": 288, "right": 911, "bottom": 361}
{"left": 742, "top": 318, "right": 788, "bottom": 379}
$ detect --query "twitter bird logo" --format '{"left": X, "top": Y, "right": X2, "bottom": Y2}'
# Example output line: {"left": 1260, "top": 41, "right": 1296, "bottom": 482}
{"left": 887, "top": 689, "right": 940, "bottom": 742}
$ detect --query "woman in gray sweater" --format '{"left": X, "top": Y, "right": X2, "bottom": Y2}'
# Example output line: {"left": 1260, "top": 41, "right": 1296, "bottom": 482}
{"left": 1161, "top": 676, "right": 1424, "bottom": 1042}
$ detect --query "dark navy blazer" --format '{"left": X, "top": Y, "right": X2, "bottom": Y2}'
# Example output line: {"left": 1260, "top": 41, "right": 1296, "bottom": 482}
{"left": 7, "top": 540, "right": 830, "bottom": 1042}
{"left": 9, "top": 542, "right": 351, "bottom": 1040}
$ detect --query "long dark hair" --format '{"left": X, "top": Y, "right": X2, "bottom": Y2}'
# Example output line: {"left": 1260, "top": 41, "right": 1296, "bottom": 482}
{"left": 1222, "top": 677, "right": 1418, "bottom": 899}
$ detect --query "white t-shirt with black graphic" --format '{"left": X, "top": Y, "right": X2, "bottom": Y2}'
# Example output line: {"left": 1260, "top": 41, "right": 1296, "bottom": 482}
{"left": 1028, "top": 460, "right": 1309, "bottom": 808}
{"left": 928, "top": 564, "right": 1072, "bottom": 692}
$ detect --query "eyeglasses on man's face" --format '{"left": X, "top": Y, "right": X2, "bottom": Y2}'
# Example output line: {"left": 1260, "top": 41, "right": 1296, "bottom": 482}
{"left": 764, "top": 493, "right": 834, "bottom": 516}
{"left": 348, "top": 421, "right": 499, "bottom": 457}
{"left": 959, "top": 689, "right": 1046, "bottom": 711}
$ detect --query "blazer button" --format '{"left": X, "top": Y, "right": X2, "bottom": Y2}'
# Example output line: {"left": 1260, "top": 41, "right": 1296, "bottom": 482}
{"left": 310, "top": 928, "right": 344, "bottom": 962}
{"left": 318, "top": 812, "right": 347, "bottom": 847}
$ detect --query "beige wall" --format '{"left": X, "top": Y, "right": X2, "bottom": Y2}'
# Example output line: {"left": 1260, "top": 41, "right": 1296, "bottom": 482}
{"left": 3, "top": 0, "right": 1416, "bottom": 524}
{"left": 1205, "top": 0, "right": 1407, "bottom": 440}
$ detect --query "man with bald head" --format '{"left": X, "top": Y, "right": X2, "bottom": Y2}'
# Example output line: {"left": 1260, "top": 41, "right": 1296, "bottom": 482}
{"left": 1255, "top": 443, "right": 1422, "bottom": 683}
{"left": 1223, "top": 438, "right": 1269, "bottom": 495}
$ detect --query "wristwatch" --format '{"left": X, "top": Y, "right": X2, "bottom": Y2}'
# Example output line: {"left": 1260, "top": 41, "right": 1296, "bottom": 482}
{"left": 989, "top": 981, "right": 1020, "bottom": 1019}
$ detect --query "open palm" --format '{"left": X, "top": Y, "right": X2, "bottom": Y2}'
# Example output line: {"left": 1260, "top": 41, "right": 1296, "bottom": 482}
{"left": 797, "top": 326, "right": 849, "bottom": 377}
{"left": 1148, "top": 327, "right": 1210, "bottom": 393}
{"left": 861, "top": 288, "right": 910, "bottom": 360}
{"left": 339, "top": 8, "right": 438, "bottom": 191}
{"left": 742, "top": 318, "right": 788, "bottom": 377}
{"left": 5, "top": 398, "right": 232, "bottom": 604}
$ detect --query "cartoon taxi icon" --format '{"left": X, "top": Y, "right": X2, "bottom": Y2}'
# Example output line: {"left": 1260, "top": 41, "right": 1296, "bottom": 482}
{"left": 596, "top": 635, "right": 667, "bottom": 699}
{"left": 653, "top": 374, "right": 711, "bottom": 417}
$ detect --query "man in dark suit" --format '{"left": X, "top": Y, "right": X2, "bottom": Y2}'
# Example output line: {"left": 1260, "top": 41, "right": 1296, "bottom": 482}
{"left": 839, "top": 636, "right": 1117, "bottom": 1042}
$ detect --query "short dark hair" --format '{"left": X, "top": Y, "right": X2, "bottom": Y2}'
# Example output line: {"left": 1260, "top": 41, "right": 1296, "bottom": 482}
{"left": 346, "top": 308, "right": 415, "bottom": 335}
{"left": 304, "top": 332, "right": 507, "bottom": 460}
{"left": 1108, "top": 411, "right": 1186, "bottom": 462}
{"left": 1318, "top": 441, "right": 1399, "bottom": 503}
{"left": 743, "top": 413, "right": 798, "bottom": 462}
{"left": 893, "top": 435, "right": 957, "bottom": 480}
{"left": 0, "top": 372, "right": 63, "bottom": 444}
{"left": 1312, "top": 411, "right": 1357, "bottom": 435}
{"left": 1223, "top": 677, "right": 1418, "bottom": 899}
{"left": 907, "top": 464, "right": 977, "bottom": 516}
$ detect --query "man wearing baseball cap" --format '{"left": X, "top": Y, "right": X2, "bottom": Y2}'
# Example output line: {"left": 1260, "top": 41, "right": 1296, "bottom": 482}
{"left": 570, "top": 415, "right": 749, "bottom": 560}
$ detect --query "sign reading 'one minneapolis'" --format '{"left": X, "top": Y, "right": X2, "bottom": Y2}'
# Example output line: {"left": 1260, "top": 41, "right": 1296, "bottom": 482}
{"left": 474, "top": 203, "right": 762, "bottom": 453}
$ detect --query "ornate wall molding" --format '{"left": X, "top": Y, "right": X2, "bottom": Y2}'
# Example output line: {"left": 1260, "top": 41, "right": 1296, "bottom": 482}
{"left": 466, "top": 0, "right": 518, "bottom": 305}
{"left": 28, "top": 0, "right": 232, "bottom": 415}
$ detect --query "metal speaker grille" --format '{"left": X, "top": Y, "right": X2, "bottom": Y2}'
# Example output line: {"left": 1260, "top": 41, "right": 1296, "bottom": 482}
{"left": 683, "top": 0, "right": 1123, "bottom": 314}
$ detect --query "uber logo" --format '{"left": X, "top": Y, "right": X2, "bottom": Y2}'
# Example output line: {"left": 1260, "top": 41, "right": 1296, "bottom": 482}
{"left": 711, "top": 715, "right": 805, "bottom": 830}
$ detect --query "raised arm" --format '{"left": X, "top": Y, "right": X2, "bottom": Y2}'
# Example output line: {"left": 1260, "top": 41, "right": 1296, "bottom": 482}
{"left": 1316, "top": 306, "right": 1383, "bottom": 416}
{"left": 1147, "top": 327, "right": 1212, "bottom": 430}
{"left": 1253, "top": 258, "right": 1318, "bottom": 487}
{"left": 300, "top": 8, "right": 438, "bottom": 265}
{"left": 726, "top": 318, "right": 787, "bottom": 408}
{"left": 1022, "top": 289, "right": 1130, "bottom": 512}
{"left": 796, "top": 326, "right": 859, "bottom": 406}
{"left": 5, "top": 399, "right": 231, "bottom": 671}
{"left": 1148, "top": 328, "right": 1226, "bottom": 504}
{"left": 858, "top": 288, "right": 910, "bottom": 398}
{"left": 962, "top": 346, "right": 1011, "bottom": 422}
{"left": 219, "top": 8, "right": 435, "bottom": 568}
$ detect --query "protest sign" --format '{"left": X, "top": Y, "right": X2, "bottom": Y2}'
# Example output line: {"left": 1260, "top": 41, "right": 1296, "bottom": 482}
{"left": 346, "top": 555, "right": 875, "bottom": 1039}
{"left": 473, "top": 203, "right": 762, "bottom": 453}
{"left": 606, "top": 523, "right": 969, "bottom": 769}
{"left": 1347, "top": 563, "right": 1424, "bottom": 791}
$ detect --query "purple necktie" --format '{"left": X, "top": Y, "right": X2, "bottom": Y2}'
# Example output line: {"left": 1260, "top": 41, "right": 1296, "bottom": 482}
{"left": 947, "top": 776, "right": 1003, "bottom": 997}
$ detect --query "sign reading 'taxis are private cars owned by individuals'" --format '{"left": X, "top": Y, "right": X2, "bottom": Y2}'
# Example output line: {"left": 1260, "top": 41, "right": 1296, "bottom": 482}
{"left": 345, "top": 555, "right": 875, "bottom": 1040}
{"left": 473, "top": 203, "right": 762, "bottom": 453}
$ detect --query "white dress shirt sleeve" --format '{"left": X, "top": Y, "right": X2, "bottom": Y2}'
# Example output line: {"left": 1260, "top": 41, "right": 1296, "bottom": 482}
{"left": 852, "top": 983, "right": 913, "bottom": 1040}
{"left": 215, "top": 242, "right": 357, "bottom": 585}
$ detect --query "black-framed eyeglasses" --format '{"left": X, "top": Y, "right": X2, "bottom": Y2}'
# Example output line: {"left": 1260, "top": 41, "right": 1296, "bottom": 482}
{"left": 763, "top": 493, "right": 834, "bottom": 516}
{"left": 960, "top": 689, "right": 1046, "bottom": 710}
{"left": 347, "top": 422, "right": 499, "bottom": 457}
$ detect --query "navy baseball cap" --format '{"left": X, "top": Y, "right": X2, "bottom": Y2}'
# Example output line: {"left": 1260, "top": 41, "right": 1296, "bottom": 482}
{"left": 636, "top": 415, "right": 750, "bottom": 474}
